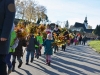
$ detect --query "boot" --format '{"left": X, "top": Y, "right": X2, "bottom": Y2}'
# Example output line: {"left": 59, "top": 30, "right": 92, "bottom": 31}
{"left": 26, "top": 59, "right": 29, "bottom": 65}
{"left": 57, "top": 46, "right": 58, "bottom": 51}
{"left": 48, "top": 62, "right": 50, "bottom": 66}
{"left": 30, "top": 58, "right": 34, "bottom": 63}
{"left": 18, "top": 60, "right": 23, "bottom": 68}
{"left": 26, "top": 60, "right": 29, "bottom": 65}
{"left": 37, "top": 55, "right": 39, "bottom": 59}
{"left": 39, "top": 53, "right": 41, "bottom": 56}
{"left": 39, "top": 51, "right": 41, "bottom": 56}
{"left": 26, "top": 62, "right": 29, "bottom": 65}
{"left": 12, "top": 61, "right": 16, "bottom": 71}
{"left": 8, "top": 67, "right": 12, "bottom": 74}
{"left": 64, "top": 45, "right": 66, "bottom": 51}
{"left": 48, "top": 60, "right": 51, "bottom": 66}
{"left": 38, "top": 48, "right": 41, "bottom": 56}
{"left": 54, "top": 49, "right": 56, "bottom": 53}
{"left": 46, "top": 59, "right": 48, "bottom": 64}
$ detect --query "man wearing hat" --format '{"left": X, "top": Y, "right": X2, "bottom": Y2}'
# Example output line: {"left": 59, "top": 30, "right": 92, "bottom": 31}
{"left": 0, "top": 0, "right": 15, "bottom": 75}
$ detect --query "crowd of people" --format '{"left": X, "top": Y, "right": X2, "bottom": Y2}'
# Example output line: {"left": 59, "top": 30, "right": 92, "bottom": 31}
{"left": 1, "top": 23, "right": 87, "bottom": 75}
{"left": 2, "top": 23, "right": 81, "bottom": 74}
{"left": 2, "top": 24, "right": 62, "bottom": 74}
{"left": 0, "top": 21, "right": 87, "bottom": 75}
{"left": 0, "top": 1, "right": 88, "bottom": 75}
{"left": 4, "top": 24, "right": 67, "bottom": 74}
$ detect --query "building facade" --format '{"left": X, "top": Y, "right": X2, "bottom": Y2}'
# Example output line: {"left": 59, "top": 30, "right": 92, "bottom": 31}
{"left": 70, "top": 17, "right": 93, "bottom": 33}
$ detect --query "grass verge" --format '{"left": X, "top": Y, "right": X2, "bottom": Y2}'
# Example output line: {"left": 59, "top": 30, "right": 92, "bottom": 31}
{"left": 88, "top": 40, "right": 100, "bottom": 53}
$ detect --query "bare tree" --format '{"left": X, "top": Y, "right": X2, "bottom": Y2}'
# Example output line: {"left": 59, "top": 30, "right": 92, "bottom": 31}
{"left": 15, "top": 0, "right": 21, "bottom": 18}
{"left": 25, "top": 0, "right": 37, "bottom": 22}
{"left": 15, "top": 0, "right": 47, "bottom": 23}
{"left": 15, "top": 0, "right": 27, "bottom": 19}
{"left": 35, "top": 5, "right": 47, "bottom": 24}
{"left": 88, "top": 25, "right": 92, "bottom": 29}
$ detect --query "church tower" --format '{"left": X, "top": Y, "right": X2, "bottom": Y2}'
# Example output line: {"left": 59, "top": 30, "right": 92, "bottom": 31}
{"left": 84, "top": 16, "right": 88, "bottom": 29}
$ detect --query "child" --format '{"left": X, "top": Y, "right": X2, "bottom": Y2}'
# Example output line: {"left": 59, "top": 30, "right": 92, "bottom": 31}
{"left": 43, "top": 34, "right": 54, "bottom": 66}
{"left": 26, "top": 33, "right": 38, "bottom": 65}
{"left": 12, "top": 30, "right": 27, "bottom": 71}
{"left": 5, "top": 24, "right": 19, "bottom": 74}
{"left": 35, "top": 32, "right": 43, "bottom": 58}
{"left": 74, "top": 37, "right": 78, "bottom": 45}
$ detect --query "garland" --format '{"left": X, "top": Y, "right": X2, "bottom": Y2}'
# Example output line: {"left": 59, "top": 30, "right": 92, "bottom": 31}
{"left": 15, "top": 23, "right": 74, "bottom": 46}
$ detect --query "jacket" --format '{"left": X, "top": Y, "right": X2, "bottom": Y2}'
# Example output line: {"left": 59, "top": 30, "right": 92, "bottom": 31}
{"left": 43, "top": 39, "right": 54, "bottom": 55}
{"left": 27, "top": 35, "right": 38, "bottom": 51}
{"left": 9, "top": 31, "right": 17, "bottom": 53}
{"left": 13, "top": 39, "right": 26, "bottom": 56}
{"left": 35, "top": 35, "right": 43, "bottom": 48}
{"left": 0, "top": 0, "right": 15, "bottom": 54}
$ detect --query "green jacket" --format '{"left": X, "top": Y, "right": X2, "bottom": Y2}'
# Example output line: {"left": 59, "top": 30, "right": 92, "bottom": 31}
{"left": 9, "top": 31, "right": 17, "bottom": 52}
{"left": 35, "top": 35, "right": 43, "bottom": 47}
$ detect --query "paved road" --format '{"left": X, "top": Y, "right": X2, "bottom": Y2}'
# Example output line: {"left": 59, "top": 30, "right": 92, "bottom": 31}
{"left": 10, "top": 45, "right": 100, "bottom": 75}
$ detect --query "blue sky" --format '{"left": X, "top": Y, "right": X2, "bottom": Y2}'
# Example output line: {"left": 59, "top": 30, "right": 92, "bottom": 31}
{"left": 37, "top": 0, "right": 100, "bottom": 29}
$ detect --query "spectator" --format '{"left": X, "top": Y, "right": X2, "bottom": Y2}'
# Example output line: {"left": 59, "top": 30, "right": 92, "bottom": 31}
{"left": 0, "top": 0, "right": 15, "bottom": 75}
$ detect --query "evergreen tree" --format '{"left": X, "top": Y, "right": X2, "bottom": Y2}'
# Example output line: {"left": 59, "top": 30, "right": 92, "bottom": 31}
{"left": 37, "top": 18, "right": 41, "bottom": 25}
{"left": 94, "top": 25, "right": 100, "bottom": 36}
{"left": 98, "top": 25, "right": 100, "bottom": 36}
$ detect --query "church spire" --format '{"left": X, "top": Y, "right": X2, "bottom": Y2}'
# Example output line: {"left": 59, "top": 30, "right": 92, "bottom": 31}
{"left": 84, "top": 16, "right": 88, "bottom": 23}
{"left": 84, "top": 16, "right": 88, "bottom": 29}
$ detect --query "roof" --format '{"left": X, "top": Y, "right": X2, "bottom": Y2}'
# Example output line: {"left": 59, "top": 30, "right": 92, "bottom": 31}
{"left": 74, "top": 22, "right": 86, "bottom": 29}
{"left": 70, "top": 26, "right": 83, "bottom": 29}
{"left": 85, "top": 29, "right": 94, "bottom": 33}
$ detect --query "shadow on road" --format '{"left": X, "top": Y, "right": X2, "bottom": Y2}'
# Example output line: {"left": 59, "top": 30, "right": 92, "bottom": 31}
{"left": 67, "top": 46, "right": 100, "bottom": 63}
{"left": 20, "top": 68, "right": 32, "bottom": 75}
{"left": 14, "top": 70, "right": 23, "bottom": 75}
{"left": 39, "top": 56, "right": 86, "bottom": 75}
{"left": 12, "top": 45, "right": 100, "bottom": 75}
{"left": 27, "top": 63, "right": 59, "bottom": 75}
{"left": 38, "top": 45, "right": 100, "bottom": 75}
